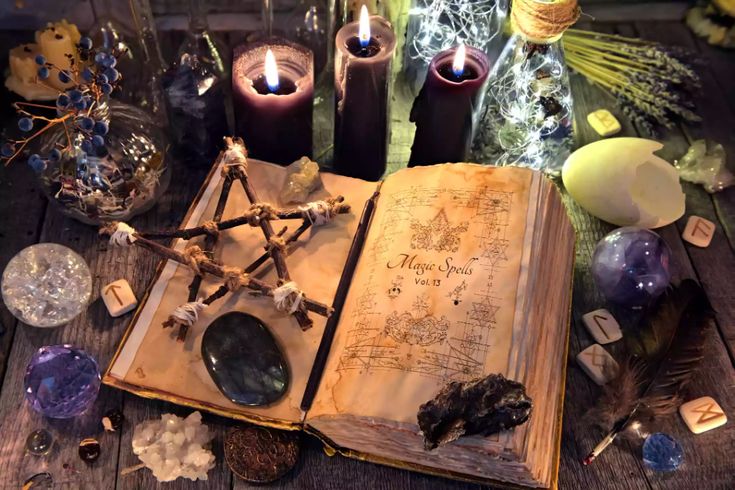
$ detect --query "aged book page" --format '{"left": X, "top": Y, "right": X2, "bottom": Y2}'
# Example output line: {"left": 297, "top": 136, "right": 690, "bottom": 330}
{"left": 309, "top": 164, "right": 537, "bottom": 424}
{"left": 107, "top": 160, "right": 376, "bottom": 425}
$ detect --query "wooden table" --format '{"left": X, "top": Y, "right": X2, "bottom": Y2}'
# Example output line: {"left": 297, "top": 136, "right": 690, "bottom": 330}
{"left": 0, "top": 19, "right": 734, "bottom": 490}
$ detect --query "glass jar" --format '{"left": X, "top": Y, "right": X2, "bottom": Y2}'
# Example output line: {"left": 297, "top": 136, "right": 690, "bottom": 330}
{"left": 474, "top": 33, "right": 574, "bottom": 175}
{"left": 36, "top": 99, "right": 170, "bottom": 225}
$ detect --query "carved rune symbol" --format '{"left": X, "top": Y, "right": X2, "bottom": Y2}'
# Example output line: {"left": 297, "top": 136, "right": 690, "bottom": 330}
{"left": 592, "top": 314, "right": 610, "bottom": 340}
{"left": 692, "top": 218, "right": 713, "bottom": 237}
{"left": 410, "top": 209, "right": 469, "bottom": 252}
{"left": 693, "top": 402, "right": 725, "bottom": 424}
{"left": 584, "top": 346, "right": 608, "bottom": 368}
{"left": 105, "top": 283, "right": 124, "bottom": 306}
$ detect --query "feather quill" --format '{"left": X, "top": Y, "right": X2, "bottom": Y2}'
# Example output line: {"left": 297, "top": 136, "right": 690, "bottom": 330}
{"left": 583, "top": 279, "right": 713, "bottom": 465}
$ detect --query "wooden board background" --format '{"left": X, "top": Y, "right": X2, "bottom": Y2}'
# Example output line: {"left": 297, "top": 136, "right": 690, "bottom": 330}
{"left": 0, "top": 14, "right": 734, "bottom": 490}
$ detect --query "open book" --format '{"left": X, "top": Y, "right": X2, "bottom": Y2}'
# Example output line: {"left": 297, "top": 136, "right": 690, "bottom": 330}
{"left": 105, "top": 159, "right": 575, "bottom": 488}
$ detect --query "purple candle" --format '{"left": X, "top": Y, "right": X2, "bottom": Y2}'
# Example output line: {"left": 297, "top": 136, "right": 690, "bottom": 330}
{"left": 334, "top": 6, "right": 396, "bottom": 181}
{"left": 408, "top": 44, "right": 490, "bottom": 167}
{"left": 233, "top": 39, "right": 314, "bottom": 165}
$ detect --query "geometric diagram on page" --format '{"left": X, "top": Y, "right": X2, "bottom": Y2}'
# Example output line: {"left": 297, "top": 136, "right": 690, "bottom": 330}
{"left": 410, "top": 209, "right": 469, "bottom": 252}
{"left": 337, "top": 185, "right": 514, "bottom": 383}
{"left": 384, "top": 294, "right": 450, "bottom": 346}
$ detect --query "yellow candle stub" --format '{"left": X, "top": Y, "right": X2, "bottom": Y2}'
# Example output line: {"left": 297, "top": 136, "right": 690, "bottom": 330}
{"left": 5, "top": 19, "right": 81, "bottom": 100}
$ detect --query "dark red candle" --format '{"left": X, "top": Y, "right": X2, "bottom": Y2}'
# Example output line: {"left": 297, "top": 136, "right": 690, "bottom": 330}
{"left": 232, "top": 39, "right": 314, "bottom": 165}
{"left": 408, "top": 45, "right": 490, "bottom": 167}
{"left": 333, "top": 8, "right": 396, "bottom": 181}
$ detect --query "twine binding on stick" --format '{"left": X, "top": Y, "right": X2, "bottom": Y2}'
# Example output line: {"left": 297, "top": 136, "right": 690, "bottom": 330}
{"left": 167, "top": 300, "right": 207, "bottom": 328}
{"left": 511, "top": 0, "right": 580, "bottom": 42}
{"left": 300, "top": 200, "right": 333, "bottom": 226}
{"left": 201, "top": 220, "right": 220, "bottom": 237}
{"left": 273, "top": 281, "right": 304, "bottom": 314}
{"left": 221, "top": 137, "right": 248, "bottom": 177}
{"left": 107, "top": 222, "right": 137, "bottom": 246}
{"left": 183, "top": 245, "right": 209, "bottom": 275}
{"left": 222, "top": 266, "right": 250, "bottom": 292}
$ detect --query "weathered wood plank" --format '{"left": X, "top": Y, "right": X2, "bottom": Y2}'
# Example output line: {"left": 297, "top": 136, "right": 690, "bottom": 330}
{"left": 559, "top": 23, "right": 654, "bottom": 490}
{"left": 631, "top": 21, "right": 735, "bottom": 361}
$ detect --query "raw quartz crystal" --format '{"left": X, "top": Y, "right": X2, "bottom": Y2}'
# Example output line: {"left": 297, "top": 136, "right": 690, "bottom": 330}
{"left": 132, "top": 411, "right": 215, "bottom": 482}
{"left": 280, "top": 157, "right": 322, "bottom": 203}
{"left": 676, "top": 139, "right": 734, "bottom": 193}
{"left": 1, "top": 243, "right": 91, "bottom": 327}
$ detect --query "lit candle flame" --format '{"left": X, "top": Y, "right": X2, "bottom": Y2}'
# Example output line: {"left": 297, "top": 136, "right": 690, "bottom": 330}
{"left": 452, "top": 44, "right": 466, "bottom": 78}
{"left": 358, "top": 5, "right": 370, "bottom": 48}
{"left": 264, "top": 48, "right": 279, "bottom": 93}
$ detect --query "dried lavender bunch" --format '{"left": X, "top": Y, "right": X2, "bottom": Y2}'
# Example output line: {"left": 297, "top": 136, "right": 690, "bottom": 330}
{"left": 563, "top": 29, "right": 702, "bottom": 136}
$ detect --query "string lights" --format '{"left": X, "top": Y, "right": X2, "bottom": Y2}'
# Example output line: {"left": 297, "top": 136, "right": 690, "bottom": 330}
{"left": 405, "top": 0, "right": 507, "bottom": 66}
{"left": 475, "top": 36, "right": 574, "bottom": 174}
{"left": 473, "top": 0, "right": 579, "bottom": 174}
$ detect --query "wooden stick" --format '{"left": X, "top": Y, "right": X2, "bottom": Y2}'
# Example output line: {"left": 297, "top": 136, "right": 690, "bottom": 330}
{"left": 233, "top": 170, "right": 313, "bottom": 330}
{"left": 300, "top": 188, "right": 380, "bottom": 411}
{"left": 138, "top": 196, "right": 348, "bottom": 241}
{"left": 129, "top": 234, "right": 331, "bottom": 317}
{"left": 200, "top": 220, "right": 312, "bottom": 307}
{"left": 177, "top": 169, "right": 233, "bottom": 342}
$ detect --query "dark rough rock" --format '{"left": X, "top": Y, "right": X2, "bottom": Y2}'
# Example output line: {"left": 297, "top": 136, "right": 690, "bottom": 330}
{"left": 417, "top": 373, "right": 533, "bottom": 450}
{"left": 201, "top": 312, "right": 289, "bottom": 406}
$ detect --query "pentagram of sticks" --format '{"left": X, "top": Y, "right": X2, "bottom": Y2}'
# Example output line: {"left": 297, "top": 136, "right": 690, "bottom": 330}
{"left": 100, "top": 137, "right": 351, "bottom": 341}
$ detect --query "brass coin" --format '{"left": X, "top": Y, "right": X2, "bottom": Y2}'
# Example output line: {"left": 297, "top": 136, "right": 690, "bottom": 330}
{"left": 224, "top": 425, "right": 300, "bottom": 483}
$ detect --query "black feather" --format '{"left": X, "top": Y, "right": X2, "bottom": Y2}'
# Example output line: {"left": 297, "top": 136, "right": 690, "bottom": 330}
{"left": 584, "top": 279, "right": 714, "bottom": 464}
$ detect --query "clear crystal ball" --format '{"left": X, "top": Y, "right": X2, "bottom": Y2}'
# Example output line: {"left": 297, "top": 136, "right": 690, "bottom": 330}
{"left": 2, "top": 243, "right": 92, "bottom": 327}
{"left": 24, "top": 344, "right": 100, "bottom": 418}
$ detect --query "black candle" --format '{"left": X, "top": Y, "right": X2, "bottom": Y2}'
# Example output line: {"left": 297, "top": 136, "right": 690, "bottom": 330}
{"left": 408, "top": 45, "right": 490, "bottom": 167}
{"left": 333, "top": 8, "right": 396, "bottom": 181}
{"left": 232, "top": 39, "right": 314, "bottom": 165}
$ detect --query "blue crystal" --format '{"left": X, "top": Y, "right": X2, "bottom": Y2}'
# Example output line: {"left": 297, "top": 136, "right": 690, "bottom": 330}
{"left": 24, "top": 345, "right": 100, "bottom": 418}
{"left": 592, "top": 227, "right": 671, "bottom": 308}
{"left": 643, "top": 433, "right": 684, "bottom": 472}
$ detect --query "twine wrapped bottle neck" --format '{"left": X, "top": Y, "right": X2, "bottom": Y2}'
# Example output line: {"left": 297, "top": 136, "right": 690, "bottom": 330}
{"left": 511, "top": 0, "right": 580, "bottom": 44}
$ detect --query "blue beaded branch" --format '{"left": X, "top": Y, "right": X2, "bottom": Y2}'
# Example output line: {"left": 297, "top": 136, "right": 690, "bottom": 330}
{"left": 1, "top": 36, "right": 124, "bottom": 169}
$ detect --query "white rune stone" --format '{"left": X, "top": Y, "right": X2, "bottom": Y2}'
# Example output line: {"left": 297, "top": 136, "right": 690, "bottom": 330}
{"left": 132, "top": 411, "right": 215, "bottom": 482}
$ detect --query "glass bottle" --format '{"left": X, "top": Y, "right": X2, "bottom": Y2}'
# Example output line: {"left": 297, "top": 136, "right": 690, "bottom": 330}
{"left": 88, "top": 0, "right": 168, "bottom": 125}
{"left": 164, "top": 0, "right": 229, "bottom": 164}
{"left": 35, "top": 99, "right": 170, "bottom": 225}
{"left": 475, "top": 30, "right": 574, "bottom": 175}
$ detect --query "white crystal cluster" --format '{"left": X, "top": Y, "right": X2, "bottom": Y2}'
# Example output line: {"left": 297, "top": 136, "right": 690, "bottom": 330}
{"left": 132, "top": 411, "right": 215, "bottom": 482}
{"left": 1, "top": 243, "right": 92, "bottom": 327}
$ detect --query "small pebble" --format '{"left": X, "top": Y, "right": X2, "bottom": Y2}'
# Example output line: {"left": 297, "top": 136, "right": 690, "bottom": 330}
{"left": 587, "top": 109, "right": 621, "bottom": 137}
{"left": 22, "top": 472, "right": 53, "bottom": 489}
{"left": 102, "top": 409, "right": 124, "bottom": 432}
{"left": 78, "top": 438, "right": 101, "bottom": 463}
{"left": 642, "top": 433, "right": 684, "bottom": 472}
{"left": 25, "top": 429, "right": 53, "bottom": 456}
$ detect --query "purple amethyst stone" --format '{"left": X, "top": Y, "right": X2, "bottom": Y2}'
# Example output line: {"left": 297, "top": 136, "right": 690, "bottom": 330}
{"left": 592, "top": 227, "right": 671, "bottom": 308}
{"left": 24, "top": 345, "right": 100, "bottom": 418}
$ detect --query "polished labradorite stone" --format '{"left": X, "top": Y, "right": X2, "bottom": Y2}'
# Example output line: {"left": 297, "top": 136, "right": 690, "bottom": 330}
{"left": 201, "top": 312, "right": 289, "bottom": 406}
